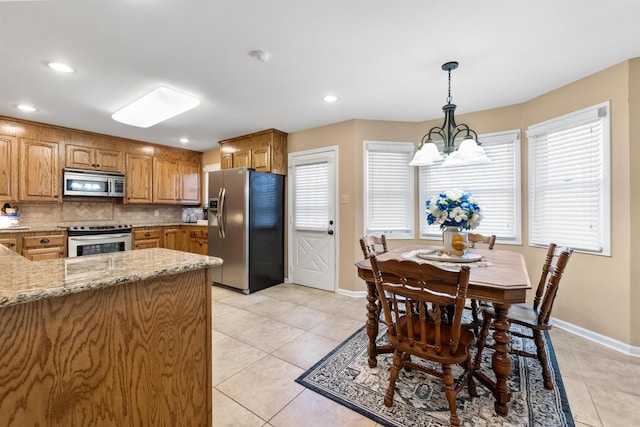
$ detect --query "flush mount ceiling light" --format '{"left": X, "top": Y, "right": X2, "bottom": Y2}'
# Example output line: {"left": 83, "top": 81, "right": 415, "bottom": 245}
{"left": 179, "top": 137, "right": 190, "bottom": 144}
{"left": 410, "top": 61, "right": 490, "bottom": 167}
{"left": 112, "top": 86, "right": 200, "bottom": 128}
{"left": 323, "top": 95, "right": 339, "bottom": 103}
{"left": 47, "top": 62, "right": 75, "bottom": 73}
{"left": 17, "top": 104, "right": 37, "bottom": 112}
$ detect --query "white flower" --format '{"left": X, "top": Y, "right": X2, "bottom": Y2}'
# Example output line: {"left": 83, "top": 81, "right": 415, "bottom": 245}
{"left": 449, "top": 206, "right": 468, "bottom": 223}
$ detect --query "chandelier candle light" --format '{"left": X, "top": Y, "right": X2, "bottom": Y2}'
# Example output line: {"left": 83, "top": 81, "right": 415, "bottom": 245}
{"left": 410, "top": 61, "right": 491, "bottom": 167}
{"left": 425, "top": 190, "right": 482, "bottom": 256}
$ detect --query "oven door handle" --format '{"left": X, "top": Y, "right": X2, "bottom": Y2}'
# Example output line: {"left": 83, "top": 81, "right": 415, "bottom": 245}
{"left": 69, "top": 234, "right": 131, "bottom": 241}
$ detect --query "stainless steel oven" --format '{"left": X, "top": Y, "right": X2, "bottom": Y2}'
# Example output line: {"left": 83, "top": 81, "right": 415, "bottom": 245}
{"left": 67, "top": 225, "right": 132, "bottom": 257}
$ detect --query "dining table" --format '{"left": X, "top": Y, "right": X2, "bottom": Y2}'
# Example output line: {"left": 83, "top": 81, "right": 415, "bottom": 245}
{"left": 355, "top": 245, "right": 531, "bottom": 417}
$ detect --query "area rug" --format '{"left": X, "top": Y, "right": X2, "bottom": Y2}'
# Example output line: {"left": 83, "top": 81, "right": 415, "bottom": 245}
{"left": 296, "top": 322, "right": 574, "bottom": 426}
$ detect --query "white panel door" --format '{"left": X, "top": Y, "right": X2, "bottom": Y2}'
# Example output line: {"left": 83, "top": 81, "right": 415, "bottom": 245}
{"left": 288, "top": 147, "right": 337, "bottom": 292}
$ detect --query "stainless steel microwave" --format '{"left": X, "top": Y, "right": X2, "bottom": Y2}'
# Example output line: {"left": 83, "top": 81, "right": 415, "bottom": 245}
{"left": 63, "top": 168, "right": 125, "bottom": 197}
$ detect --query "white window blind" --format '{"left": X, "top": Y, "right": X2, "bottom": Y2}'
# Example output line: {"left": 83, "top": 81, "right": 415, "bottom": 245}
{"left": 293, "top": 161, "right": 329, "bottom": 231}
{"left": 527, "top": 102, "right": 610, "bottom": 255}
{"left": 364, "top": 141, "right": 414, "bottom": 239}
{"left": 419, "top": 130, "right": 521, "bottom": 243}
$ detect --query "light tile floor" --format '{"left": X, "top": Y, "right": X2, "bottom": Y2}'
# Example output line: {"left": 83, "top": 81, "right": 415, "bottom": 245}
{"left": 211, "top": 283, "right": 640, "bottom": 426}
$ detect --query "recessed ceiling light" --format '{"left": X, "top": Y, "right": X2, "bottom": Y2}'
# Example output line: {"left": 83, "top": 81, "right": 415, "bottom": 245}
{"left": 17, "top": 104, "right": 37, "bottom": 112}
{"left": 47, "top": 62, "right": 75, "bottom": 73}
{"left": 179, "top": 137, "right": 190, "bottom": 144}
{"left": 323, "top": 95, "right": 339, "bottom": 103}
{"left": 112, "top": 86, "right": 200, "bottom": 128}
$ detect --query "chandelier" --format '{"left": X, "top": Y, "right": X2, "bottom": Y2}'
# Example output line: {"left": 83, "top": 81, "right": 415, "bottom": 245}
{"left": 409, "top": 61, "right": 490, "bottom": 167}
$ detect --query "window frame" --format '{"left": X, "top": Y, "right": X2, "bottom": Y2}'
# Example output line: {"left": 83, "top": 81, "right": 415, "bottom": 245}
{"left": 527, "top": 101, "right": 611, "bottom": 256}
{"left": 363, "top": 140, "right": 415, "bottom": 239}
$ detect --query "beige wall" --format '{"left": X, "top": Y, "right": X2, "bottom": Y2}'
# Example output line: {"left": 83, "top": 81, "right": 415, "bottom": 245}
{"left": 628, "top": 58, "right": 640, "bottom": 348}
{"left": 203, "top": 59, "right": 639, "bottom": 347}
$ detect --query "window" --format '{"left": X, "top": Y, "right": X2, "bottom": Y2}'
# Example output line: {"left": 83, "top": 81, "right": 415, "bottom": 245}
{"left": 364, "top": 141, "right": 414, "bottom": 239}
{"left": 527, "top": 102, "right": 610, "bottom": 255}
{"left": 419, "top": 130, "right": 521, "bottom": 243}
{"left": 293, "top": 161, "right": 329, "bottom": 231}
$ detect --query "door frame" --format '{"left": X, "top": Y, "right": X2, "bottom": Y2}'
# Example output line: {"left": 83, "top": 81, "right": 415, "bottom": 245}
{"left": 287, "top": 145, "right": 339, "bottom": 292}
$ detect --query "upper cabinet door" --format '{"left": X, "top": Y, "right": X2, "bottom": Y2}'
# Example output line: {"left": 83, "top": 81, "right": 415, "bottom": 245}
{"left": 125, "top": 153, "right": 153, "bottom": 204}
{"left": 66, "top": 144, "right": 123, "bottom": 172}
{"left": 179, "top": 161, "right": 201, "bottom": 205}
{"left": 0, "top": 135, "right": 18, "bottom": 202}
{"left": 19, "top": 138, "right": 61, "bottom": 202}
{"left": 153, "top": 158, "right": 179, "bottom": 204}
{"left": 95, "top": 148, "right": 123, "bottom": 172}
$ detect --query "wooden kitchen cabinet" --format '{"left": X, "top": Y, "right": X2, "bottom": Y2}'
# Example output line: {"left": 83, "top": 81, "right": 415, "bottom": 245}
{"left": 163, "top": 227, "right": 188, "bottom": 252}
{"left": 65, "top": 144, "right": 123, "bottom": 172}
{"left": 219, "top": 128, "right": 287, "bottom": 174}
{"left": 221, "top": 153, "right": 232, "bottom": 169}
{"left": 188, "top": 227, "right": 208, "bottom": 255}
{"left": 125, "top": 153, "right": 153, "bottom": 204}
{"left": 232, "top": 150, "right": 251, "bottom": 168}
{"left": 0, "top": 234, "right": 20, "bottom": 253}
{"left": 179, "top": 161, "right": 201, "bottom": 204}
{"left": 132, "top": 227, "right": 162, "bottom": 249}
{"left": 251, "top": 146, "right": 271, "bottom": 172}
{"left": 153, "top": 158, "right": 179, "bottom": 204}
{"left": 22, "top": 232, "right": 66, "bottom": 260}
{"left": 0, "top": 135, "right": 18, "bottom": 202}
{"left": 19, "top": 138, "right": 61, "bottom": 202}
{"left": 153, "top": 158, "right": 201, "bottom": 205}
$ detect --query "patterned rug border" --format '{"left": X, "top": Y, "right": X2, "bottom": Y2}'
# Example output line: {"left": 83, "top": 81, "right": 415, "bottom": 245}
{"left": 296, "top": 325, "right": 575, "bottom": 427}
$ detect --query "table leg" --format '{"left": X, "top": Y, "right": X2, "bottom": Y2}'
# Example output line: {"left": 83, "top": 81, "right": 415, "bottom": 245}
{"left": 365, "top": 280, "right": 380, "bottom": 367}
{"left": 491, "top": 303, "right": 512, "bottom": 416}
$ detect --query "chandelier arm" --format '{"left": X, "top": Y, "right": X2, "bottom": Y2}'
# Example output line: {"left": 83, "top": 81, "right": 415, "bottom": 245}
{"left": 426, "top": 127, "right": 447, "bottom": 143}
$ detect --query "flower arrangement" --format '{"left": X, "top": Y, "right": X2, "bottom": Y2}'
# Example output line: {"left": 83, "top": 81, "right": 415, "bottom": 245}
{"left": 425, "top": 189, "right": 482, "bottom": 231}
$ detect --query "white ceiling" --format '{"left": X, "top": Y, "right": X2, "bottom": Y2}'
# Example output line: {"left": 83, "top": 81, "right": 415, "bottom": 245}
{"left": 1, "top": 0, "right": 639, "bottom": 152}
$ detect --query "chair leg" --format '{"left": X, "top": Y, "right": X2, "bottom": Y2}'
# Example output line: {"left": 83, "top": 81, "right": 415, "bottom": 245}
{"left": 442, "top": 364, "right": 460, "bottom": 426}
{"left": 533, "top": 330, "right": 553, "bottom": 389}
{"left": 465, "top": 355, "right": 478, "bottom": 398}
{"left": 474, "top": 314, "right": 492, "bottom": 370}
{"left": 470, "top": 299, "right": 480, "bottom": 336}
{"left": 384, "top": 350, "right": 403, "bottom": 407}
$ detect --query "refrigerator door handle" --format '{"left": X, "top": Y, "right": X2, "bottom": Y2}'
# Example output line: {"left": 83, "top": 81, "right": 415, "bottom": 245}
{"left": 217, "top": 187, "right": 226, "bottom": 238}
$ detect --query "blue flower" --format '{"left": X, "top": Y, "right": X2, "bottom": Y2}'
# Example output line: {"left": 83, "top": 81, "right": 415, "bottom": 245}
{"left": 425, "top": 189, "right": 482, "bottom": 230}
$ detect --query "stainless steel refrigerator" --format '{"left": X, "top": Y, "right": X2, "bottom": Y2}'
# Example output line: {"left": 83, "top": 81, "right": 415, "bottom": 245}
{"left": 208, "top": 167, "right": 285, "bottom": 294}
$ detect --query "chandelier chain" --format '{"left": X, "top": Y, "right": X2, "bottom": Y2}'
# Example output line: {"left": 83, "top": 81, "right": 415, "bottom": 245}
{"left": 447, "top": 68, "right": 452, "bottom": 104}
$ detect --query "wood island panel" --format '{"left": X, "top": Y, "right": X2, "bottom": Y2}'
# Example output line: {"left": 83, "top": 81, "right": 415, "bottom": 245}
{"left": 0, "top": 268, "right": 212, "bottom": 427}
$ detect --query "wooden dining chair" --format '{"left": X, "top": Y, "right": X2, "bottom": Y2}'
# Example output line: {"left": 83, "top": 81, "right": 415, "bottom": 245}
{"left": 369, "top": 255, "right": 477, "bottom": 426}
{"left": 465, "top": 233, "right": 496, "bottom": 335}
{"left": 474, "top": 243, "right": 573, "bottom": 390}
{"left": 359, "top": 234, "right": 388, "bottom": 259}
{"left": 467, "top": 232, "right": 496, "bottom": 249}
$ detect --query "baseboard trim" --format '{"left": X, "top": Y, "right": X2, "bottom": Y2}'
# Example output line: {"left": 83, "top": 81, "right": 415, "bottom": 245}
{"left": 553, "top": 318, "right": 640, "bottom": 358}
{"left": 336, "top": 288, "right": 367, "bottom": 298}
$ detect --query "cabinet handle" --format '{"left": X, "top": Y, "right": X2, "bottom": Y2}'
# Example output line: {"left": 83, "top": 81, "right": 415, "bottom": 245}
{"left": 10, "top": 242, "right": 15, "bottom": 247}
{"left": 54, "top": 195, "right": 59, "bottom": 198}
{"left": 40, "top": 238, "right": 50, "bottom": 244}
{"left": 145, "top": 232, "right": 151, "bottom": 237}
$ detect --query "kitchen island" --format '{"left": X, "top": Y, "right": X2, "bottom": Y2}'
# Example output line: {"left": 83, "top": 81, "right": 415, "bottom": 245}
{"left": 0, "top": 246, "right": 222, "bottom": 427}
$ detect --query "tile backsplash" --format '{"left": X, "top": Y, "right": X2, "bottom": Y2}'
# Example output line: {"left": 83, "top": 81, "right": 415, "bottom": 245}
{"left": 17, "top": 200, "right": 183, "bottom": 226}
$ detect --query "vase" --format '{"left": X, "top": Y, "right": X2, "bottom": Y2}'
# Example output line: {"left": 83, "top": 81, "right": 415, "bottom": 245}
{"left": 442, "top": 226, "right": 469, "bottom": 256}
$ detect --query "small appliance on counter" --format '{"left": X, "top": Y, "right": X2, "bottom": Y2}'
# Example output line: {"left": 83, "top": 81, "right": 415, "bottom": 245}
{"left": 0, "top": 203, "right": 20, "bottom": 228}
{"left": 181, "top": 207, "right": 204, "bottom": 223}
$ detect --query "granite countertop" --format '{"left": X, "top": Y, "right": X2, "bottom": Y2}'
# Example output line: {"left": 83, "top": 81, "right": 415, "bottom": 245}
{"left": 0, "top": 246, "right": 222, "bottom": 308}
{"left": 0, "top": 223, "right": 208, "bottom": 234}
